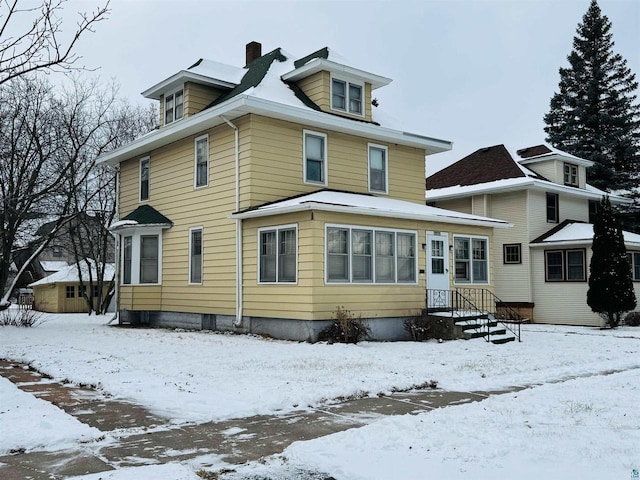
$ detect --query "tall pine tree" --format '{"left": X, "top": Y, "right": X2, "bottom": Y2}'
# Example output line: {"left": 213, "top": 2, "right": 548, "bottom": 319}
{"left": 586, "top": 196, "right": 636, "bottom": 327}
{"left": 544, "top": 0, "right": 640, "bottom": 192}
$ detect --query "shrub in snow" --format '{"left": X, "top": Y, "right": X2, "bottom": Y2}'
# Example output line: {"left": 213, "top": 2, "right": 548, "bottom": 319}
{"left": 624, "top": 312, "right": 640, "bottom": 327}
{"left": 404, "top": 312, "right": 454, "bottom": 341}
{"left": 319, "top": 306, "right": 370, "bottom": 344}
{"left": 0, "top": 308, "right": 44, "bottom": 327}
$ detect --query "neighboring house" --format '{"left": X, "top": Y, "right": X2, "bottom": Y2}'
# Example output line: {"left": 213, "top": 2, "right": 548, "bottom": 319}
{"left": 30, "top": 262, "right": 115, "bottom": 313}
{"left": 97, "top": 42, "right": 510, "bottom": 341}
{"left": 426, "top": 144, "right": 640, "bottom": 327}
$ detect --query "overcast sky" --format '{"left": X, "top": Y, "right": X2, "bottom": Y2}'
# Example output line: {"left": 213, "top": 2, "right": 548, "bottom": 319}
{"left": 63, "top": 0, "right": 640, "bottom": 173}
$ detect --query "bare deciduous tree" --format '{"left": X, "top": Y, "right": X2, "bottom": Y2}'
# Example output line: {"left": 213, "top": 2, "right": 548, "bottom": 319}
{"left": 0, "top": 0, "right": 110, "bottom": 85}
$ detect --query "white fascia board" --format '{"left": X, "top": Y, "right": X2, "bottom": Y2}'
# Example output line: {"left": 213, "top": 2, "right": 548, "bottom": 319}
{"left": 529, "top": 240, "right": 593, "bottom": 248}
{"left": 142, "top": 71, "right": 237, "bottom": 99}
{"left": 427, "top": 179, "right": 631, "bottom": 204}
{"left": 281, "top": 58, "right": 392, "bottom": 89}
{"left": 97, "top": 95, "right": 452, "bottom": 166}
{"left": 519, "top": 153, "right": 594, "bottom": 168}
{"left": 230, "top": 201, "right": 512, "bottom": 229}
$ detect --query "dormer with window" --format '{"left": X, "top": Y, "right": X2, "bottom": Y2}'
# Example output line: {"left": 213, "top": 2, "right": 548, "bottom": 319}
{"left": 142, "top": 59, "right": 245, "bottom": 127}
{"left": 281, "top": 47, "right": 391, "bottom": 123}
{"left": 516, "top": 144, "right": 594, "bottom": 190}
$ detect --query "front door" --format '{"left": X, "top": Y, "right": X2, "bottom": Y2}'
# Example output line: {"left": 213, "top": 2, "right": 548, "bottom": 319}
{"left": 426, "top": 233, "right": 450, "bottom": 308}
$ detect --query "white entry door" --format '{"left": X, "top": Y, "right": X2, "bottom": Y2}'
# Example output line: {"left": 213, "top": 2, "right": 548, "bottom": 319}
{"left": 426, "top": 233, "right": 450, "bottom": 308}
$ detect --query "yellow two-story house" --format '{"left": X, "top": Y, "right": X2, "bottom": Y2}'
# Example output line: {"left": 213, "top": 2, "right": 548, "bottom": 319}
{"left": 98, "top": 42, "right": 510, "bottom": 341}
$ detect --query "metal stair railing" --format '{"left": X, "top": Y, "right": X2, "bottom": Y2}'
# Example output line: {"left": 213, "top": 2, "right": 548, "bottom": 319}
{"left": 426, "top": 288, "right": 491, "bottom": 341}
{"left": 426, "top": 288, "right": 523, "bottom": 342}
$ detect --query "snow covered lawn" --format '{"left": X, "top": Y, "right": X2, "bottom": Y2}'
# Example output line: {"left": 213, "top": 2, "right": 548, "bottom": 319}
{"left": 1, "top": 312, "right": 640, "bottom": 477}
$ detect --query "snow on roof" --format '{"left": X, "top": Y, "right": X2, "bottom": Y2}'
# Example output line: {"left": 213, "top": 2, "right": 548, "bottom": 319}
{"left": 514, "top": 144, "right": 593, "bottom": 167}
{"left": 187, "top": 58, "right": 246, "bottom": 84}
{"left": 231, "top": 190, "right": 511, "bottom": 228}
{"left": 109, "top": 219, "right": 139, "bottom": 230}
{"left": 530, "top": 222, "right": 640, "bottom": 247}
{"left": 427, "top": 175, "right": 631, "bottom": 205}
{"left": 40, "top": 261, "right": 69, "bottom": 273}
{"left": 30, "top": 262, "right": 115, "bottom": 287}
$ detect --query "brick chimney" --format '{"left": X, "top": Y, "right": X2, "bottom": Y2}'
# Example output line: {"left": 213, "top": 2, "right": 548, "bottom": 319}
{"left": 246, "top": 41, "right": 262, "bottom": 66}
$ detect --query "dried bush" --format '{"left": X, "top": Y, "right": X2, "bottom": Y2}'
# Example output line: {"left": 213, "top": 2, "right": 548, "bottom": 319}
{"left": 404, "top": 312, "right": 454, "bottom": 341}
{"left": 0, "top": 309, "right": 45, "bottom": 327}
{"left": 624, "top": 311, "right": 640, "bottom": 327}
{"left": 319, "top": 306, "right": 370, "bottom": 344}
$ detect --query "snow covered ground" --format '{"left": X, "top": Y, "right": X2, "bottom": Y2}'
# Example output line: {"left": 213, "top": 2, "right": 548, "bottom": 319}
{"left": 1, "top": 311, "right": 640, "bottom": 478}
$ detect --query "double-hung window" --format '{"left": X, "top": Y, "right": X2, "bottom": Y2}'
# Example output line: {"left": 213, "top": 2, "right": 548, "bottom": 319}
{"left": 545, "top": 249, "right": 586, "bottom": 282}
{"left": 627, "top": 251, "right": 640, "bottom": 281}
{"left": 368, "top": 144, "right": 388, "bottom": 194}
{"left": 331, "top": 78, "right": 363, "bottom": 115}
{"left": 66, "top": 286, "right": 75, "bottom": 298}
{"left": 564, "top": 163, "right": 578, "bottom": 186}
{"left": 189, "top": 228, "right": 203, "bottom": 284}
{"left": 303, "top": 130, "right": 327, "bottom": 185}
{"left": 326, "top": 225, "right": 416, "bottom": 284}
{"left": 140, "top": 235, "right": 159, "bottom": 284}
{"left": 165, "top": 88, "right": 184, "bottom": 125}
{"left": 259, "top": 226, "right": 297, "bottom": 283}
{"left": 546, "top": 192, "right": 559, "bottom": 223}
{"left": 140, "top": 157, "right": 150, "bottom": 202}
{"left": 454, "top": 236, "right": 489, "bottom": 283}
{"left": 588, "top": 200, "right": 599, "bottom": 224}
{"left": 123, "top": 236, "right": 133, "bottom": 284}
{"left": 194, "top": 134, "right": 209, "bottom": 188}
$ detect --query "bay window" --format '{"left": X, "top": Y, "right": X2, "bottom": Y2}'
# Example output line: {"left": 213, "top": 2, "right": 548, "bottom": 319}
{"left": 120, "top": 230, "right": 162, "bottom": 285}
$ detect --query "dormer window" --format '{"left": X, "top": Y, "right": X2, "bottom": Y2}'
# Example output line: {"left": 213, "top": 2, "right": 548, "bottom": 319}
{"left": 331, "top": 78, "right": 363, "bottom": 115}
{"left": 564, "top": 163, "right": 578, "bottom": 186}
{"left": 165, "top": 88, "right": 184, "bottom": 125}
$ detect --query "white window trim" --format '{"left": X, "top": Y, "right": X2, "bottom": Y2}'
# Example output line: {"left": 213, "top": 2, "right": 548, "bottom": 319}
{"left": 302, "top": 130, "right": 328, "bottom": 186}
{"left": 120, "top": 228, "right": 163, "bottom": 286}
{"left": 368, "top": 143, "right": 389, "bottom": 194}
{"left": 164, "top": 86, "right": 184, "bottom": 125}
{"left": 330, "top": 75, "right": 365, "bottom": 117}
{"left": 188, "top": 226, "right": 203, "bottom": 285}
{"left": 194, "top": 134, "right": 209, "bottom": 189}
{"left": 453, "top": 234, "right": 490, "bottom": 285}
{"left": 257, "top": 224, "right": 298, "bottom": 285}
{"left": 563, "top": 163, "right": 579, "bottom": 186}
{"left": 324, "top": 223, "right": 418, "bottom": 285}
{"left": 139, "top": 156, "right": 150, "bottom": 203}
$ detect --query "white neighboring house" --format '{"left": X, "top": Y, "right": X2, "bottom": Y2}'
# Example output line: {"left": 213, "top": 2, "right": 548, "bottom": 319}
{"left": 426, "top": 143, "right": 639, "bottom": 327}
{"left": 29, "top": 262, "right": 116, "bottom": 314}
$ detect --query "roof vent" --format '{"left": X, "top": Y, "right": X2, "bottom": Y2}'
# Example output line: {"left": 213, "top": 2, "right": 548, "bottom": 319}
{"left": 246, "top": 41, "right": 262, "bottom": 66}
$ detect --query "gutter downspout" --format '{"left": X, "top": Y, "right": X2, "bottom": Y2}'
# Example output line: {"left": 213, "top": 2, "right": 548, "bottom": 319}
{"left": 108, "top": 165, "right": 121, "bottom": 325}
{"left": 221, "top": 115, "right": 242, "bottom": 327}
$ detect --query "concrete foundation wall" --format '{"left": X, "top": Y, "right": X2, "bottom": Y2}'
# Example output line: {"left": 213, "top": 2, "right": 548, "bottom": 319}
{"left": 119, "top": 309, "right": 416, "bottom": 342}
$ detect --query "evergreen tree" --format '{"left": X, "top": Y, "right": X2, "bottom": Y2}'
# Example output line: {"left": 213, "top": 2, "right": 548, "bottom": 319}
{"left": 587, "top": 196, "right": 636, "bottom": 327}
{"left": 544, "top": 0, "right": 640, "bottom": 192}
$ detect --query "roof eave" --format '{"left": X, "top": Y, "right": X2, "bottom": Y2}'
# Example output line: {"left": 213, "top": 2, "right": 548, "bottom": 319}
{"left": 142, "top": 71, "right": 237, "bottom": 99}
{"left": 281, "top": 58, "right": 392, "bottom": 89}
{"left": 518, "top": 153, "right": 594, "bottom": 168}
{"left": 97, "top": 94, "right": 452, "bottom": 166}
{"left": 230, "top": 201, "right": 512, "bottom": 229}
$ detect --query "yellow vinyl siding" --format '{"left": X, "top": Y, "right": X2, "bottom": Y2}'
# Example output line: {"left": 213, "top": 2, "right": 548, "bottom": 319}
{"left": 297, "top": 71, "right": 330, "bottom": 111}
{"left": 242, "top": 210, "right": 494, "bottom": 321}
{"left": 32, "top": 284, "right": 58, "bottom": 312}
{"left": 184, "top": 82, "right": 224, "bottom": 117}
{"left": 118, "top": 117, "right": 253, "bottom": 315}
{"left": 247, "top": 115, "right": 426, "bottom": 205}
